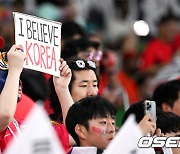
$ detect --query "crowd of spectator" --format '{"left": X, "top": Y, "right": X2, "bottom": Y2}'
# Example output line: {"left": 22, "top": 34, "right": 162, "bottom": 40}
{"left": 0, "top": 0, "right": 180, "bottom": 153}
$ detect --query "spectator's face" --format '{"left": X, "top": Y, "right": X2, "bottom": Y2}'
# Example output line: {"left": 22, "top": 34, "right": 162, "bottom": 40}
{"left": 71, "top": 70, "right": 98, "bottom": 102}
{"left": 80, "top": 116, "right": 115, "bottom": 149}
{"left": 171, "top": 92, "right": 180, "bottom": 116}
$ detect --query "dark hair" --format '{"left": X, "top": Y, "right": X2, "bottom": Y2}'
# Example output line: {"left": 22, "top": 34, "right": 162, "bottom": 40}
{"left": 48, "top": 77, "right": 63, "bottom": 123}
{"left": 68, "top": 59, "right": 99, "bottom": 93}
{"left": 157, "top": 111, "right": 180, "bottom": 134}
{"left": 157, "top": 12, "right": 179, "bottom": 26}
{"left": 65, "top": 95, "right": 116, "bottom": 146}
{"left": 61, "top": 37, "right": 100, "bottom": 61}
{"left": 48, "top": 59, "right": 98, "bottom": 122}
{"left": 61, "top": 21, "right": 85, "bottom": 41}
{"left": 152, "top": 80, "right": 180, "bottom": 108}
{"left": 122, "top": 100, "right": 145, "bottom": 124}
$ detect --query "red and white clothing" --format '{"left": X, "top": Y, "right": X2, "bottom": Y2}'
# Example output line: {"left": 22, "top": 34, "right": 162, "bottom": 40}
{"left": 0, "top": 119, "right": 21, "bottom": 153}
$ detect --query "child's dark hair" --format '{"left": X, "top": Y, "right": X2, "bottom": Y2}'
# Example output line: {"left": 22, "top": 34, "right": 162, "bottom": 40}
{"left": 65, "top": 95, "right": 116, "bottom": 146}
{"left": 122, "top": 100, "right": 145, "bottom": 124}
{"left": 152, "top": 80, "right": 180, "bottom": 108}
{"left": 157, "top": 111, "right": 180, "bottom": 134}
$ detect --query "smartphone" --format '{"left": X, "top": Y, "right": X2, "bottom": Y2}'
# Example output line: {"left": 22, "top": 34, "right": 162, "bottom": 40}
{"left": 144, "top": 100, "right": 156, "bottom": 126}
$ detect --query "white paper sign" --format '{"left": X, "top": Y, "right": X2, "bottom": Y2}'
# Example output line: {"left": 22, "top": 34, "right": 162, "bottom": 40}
{"left": 4, "top": 105, "right": 65, "bottom": 154}
{"left": 71, "top": 147, "right": 97, "bottom": 154}
{"left": 13, "top": 12, "right": 61, "bottom": 77}
{"left": 103, "top": 115, "right": 155, "bottom": 154}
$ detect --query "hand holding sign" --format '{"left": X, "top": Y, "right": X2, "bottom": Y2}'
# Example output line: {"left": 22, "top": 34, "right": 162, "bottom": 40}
{"left": 7, "top": 45, "right": 26, "bottom": 74}
{"left": 53, "top": 58, "right": 72, "bottom": 90}
{"left": 13, "top": 12, "right": 62, "bottom": 77}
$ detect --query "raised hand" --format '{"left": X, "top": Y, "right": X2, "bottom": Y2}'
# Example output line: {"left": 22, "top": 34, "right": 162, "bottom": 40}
{"left": 53, "top": 58, "right": 72, "bottom": 90}
{"left": 138, "top": 114, "right": 156, "bottom": 136}
{"left": 52, "top": 58, "right": 73, "bottom": 123}
{"left": 7, "top": 45, "right": 26, "bottom": 74}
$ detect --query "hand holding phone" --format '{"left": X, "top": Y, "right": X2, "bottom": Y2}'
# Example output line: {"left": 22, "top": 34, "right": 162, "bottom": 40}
{"left": 144, "top": 100, "right": 157, "bottom": 128}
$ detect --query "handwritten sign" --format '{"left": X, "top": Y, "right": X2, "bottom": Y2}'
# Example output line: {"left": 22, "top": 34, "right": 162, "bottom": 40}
{"left": 13, "top": 12, "right": 61, "bottom": 76}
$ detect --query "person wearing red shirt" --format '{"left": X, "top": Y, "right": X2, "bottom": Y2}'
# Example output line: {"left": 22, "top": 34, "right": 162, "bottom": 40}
{"left": 140, "top": 38, "right": 173, "bottom": 72}
{"left": 49, "top": 59, "right": 98, "bottom": 151}
{"left": 0, "top": 45, "right": 26, "bottom": 153}
{"left": 48, "top": 58, "right": 73, "bottom": 151}
{"left": 140, "top": 14, "right": 178, "bottom": 73}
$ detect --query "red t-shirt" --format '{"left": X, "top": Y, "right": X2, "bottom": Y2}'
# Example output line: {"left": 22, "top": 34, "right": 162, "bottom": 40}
{"left": 14, "top": 93, "right": 35, "bottom": 122}
{"left": 140, "top": 38, "right": 173, "bottom": 71}
{"left": 0, "top": 119, "right": 21, "bottom": 153}
{"left": 52, "top": 121, "right": 69, "bottom": 151}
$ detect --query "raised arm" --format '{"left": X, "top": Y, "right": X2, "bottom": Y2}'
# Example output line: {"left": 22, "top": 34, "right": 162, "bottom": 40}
{"left": 53, "top": 59, "right": 74, "bottom": 123}
{"left": 0, "top": 45, "right": 26, "bottom": 132}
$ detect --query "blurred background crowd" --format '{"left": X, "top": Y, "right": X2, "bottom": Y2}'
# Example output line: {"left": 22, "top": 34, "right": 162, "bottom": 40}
{"left": 1, "top": 0, "right": 180, "bottom": 128}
